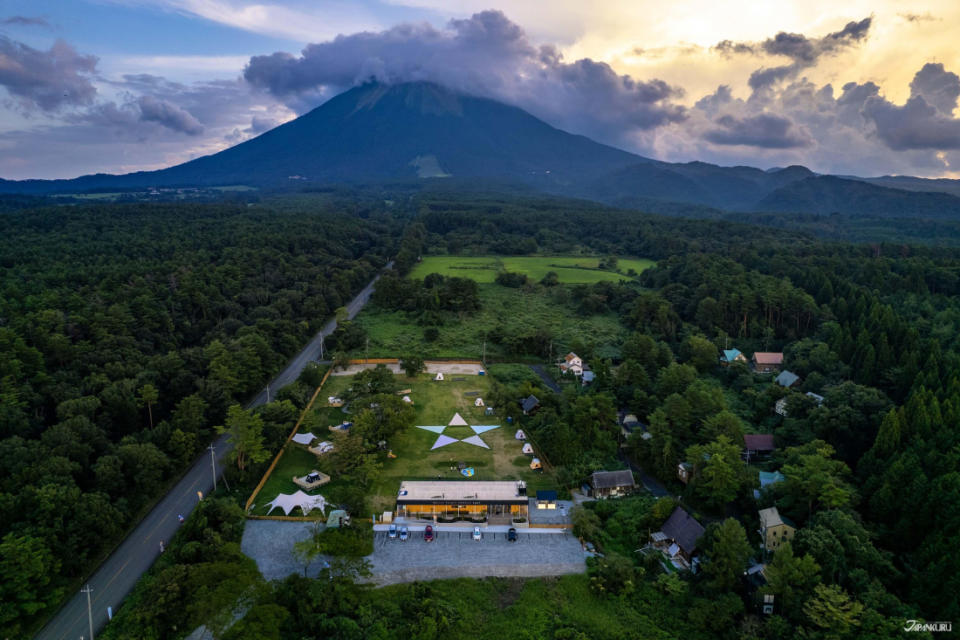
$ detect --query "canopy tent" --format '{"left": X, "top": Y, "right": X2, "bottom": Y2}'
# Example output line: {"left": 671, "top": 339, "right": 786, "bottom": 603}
{"left": 448, "top": 412, "right": 468, "bottom": 426}
{"left": 461, "top": 435, "right": 490, "bottom": 449}
{"left": 434, "top": 372, "right": 444, "bottom": 381}
{"left": 474, "top": 397, "right": 485, "bottom": 407}
{"left": 264, "top": 490, "right": 327, "bottom": 516}
{"left": 522, "top": 443, "right": 534, "bottom": 455}
{"left": 515, "top": 429, "right": 526, "bottom": 440}
{"left": 470, "top": 425, "right": 500, "bottom": 434}
{"left": 291, "top": 432, "right": 317, "bottom": 445}
{"left": 430, "top": 434, "right": 459, "bottom": 450}
{"left": 416, "top": 425, "right": 446, "bottom": 434}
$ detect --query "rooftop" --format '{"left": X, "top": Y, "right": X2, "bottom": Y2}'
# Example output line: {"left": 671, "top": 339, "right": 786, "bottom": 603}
{"left": 722, "top": 348, "right": 742, "bottom": 361}
{"left": 759, "top": 506, "right": 795, "bottom": 529}
{"left": 397, "top": 480, "right": 529, "bottom": 503}
{"left": 753, "top": 352, "right": 784, "bottom": 365}
{"left": 744, "top": 434, "right": 776, "bottom": 451}
{"left": 590, "top": 469, "right": 636, "bottom": 489}
{"left": 660, "top": 507, "right": 705, "bottom": 555}
{"left": 776, "top": 370, "right": 800, "bottom": 387}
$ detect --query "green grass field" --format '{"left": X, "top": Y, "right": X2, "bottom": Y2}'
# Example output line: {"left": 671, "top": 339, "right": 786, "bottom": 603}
{"left": 355, "top": 284, "right": 628, "bottom": 359}
{"left": 251, "top": 370, "right": 556, "bottom": 515}
{"left": 408, "top": 255, "right": 654, "bottom": 283}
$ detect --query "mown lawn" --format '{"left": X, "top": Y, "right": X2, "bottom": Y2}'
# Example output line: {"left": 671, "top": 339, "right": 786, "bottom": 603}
{"left": 354, "top": 283, "right": 628, "bottom": 359}
{"left": 408, "top": 255, "right": 654, "bottom": 283}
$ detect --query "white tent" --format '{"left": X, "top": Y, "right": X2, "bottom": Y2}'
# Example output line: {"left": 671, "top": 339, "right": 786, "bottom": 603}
{"left": 402, "top": 395, "right": 413, "bottom": 403}
{"left": 291, "top": 432, "right": 317, "bottom": 445}
{"left": 448, "top": 412, "right": 468, "bottom": 426}
{"left": 264, "top": 490, "right": 327, "bottom": 516}
{"left": 474, "top": 397, "right": 485, "bottom": 407}
{"left": 522, "top": 443, "right": 534, "bottom": 455}
{"left": 515, "top": 429, "right": 526, "bottom": 440}
{"left": 434, "top": 372, "right": 444, "bottom": 381}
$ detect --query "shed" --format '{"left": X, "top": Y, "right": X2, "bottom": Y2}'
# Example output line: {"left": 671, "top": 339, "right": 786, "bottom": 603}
{"left": 653, "top": 506, "right": 705, "bottom": 565}
{"left": 775, "top": 370, "right": 801, "bottom": 388}
{"left": 744, "top": 434, "right": 776, "bottom": 461}
{"left": 589, "top": 470, "right": 636, "bottom": 498}
{"left": 521, "top": 395, "right": 540, "bottom": 415}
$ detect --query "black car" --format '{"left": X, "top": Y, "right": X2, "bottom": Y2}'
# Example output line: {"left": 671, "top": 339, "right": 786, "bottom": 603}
{"left": 507, "top": 527, "right": 517, "bottom": 542}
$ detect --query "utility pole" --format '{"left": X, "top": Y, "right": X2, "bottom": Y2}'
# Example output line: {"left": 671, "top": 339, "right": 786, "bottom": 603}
{"left": 208, "top": 444, "right": 218, "bottom": 492}
{"left": 81, "top": 584, "right": 94, "bottom": 640}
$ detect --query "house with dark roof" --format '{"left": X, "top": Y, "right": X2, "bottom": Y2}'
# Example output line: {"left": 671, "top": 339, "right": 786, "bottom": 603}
{"left": 588, "top": 470, "right": 636, "bottom": 498}
{"left": 521, "top": 395, "right": 540, "bottom": 415}
{"left": 752, "top": 352, "right": 784, "bottom": 374}
{"left": 743, "top": 434, "right": 776, "bottom": 461}
{"left": 775, "top": 370, "right": 801, "bottom": 388}
{"left": 650, "top": 506, "right": 705, "bottom": 567}
{"left": 535, "top": 490, "right": 558, "bottom": 509}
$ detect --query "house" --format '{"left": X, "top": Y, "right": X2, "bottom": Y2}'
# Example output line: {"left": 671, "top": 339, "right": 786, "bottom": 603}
{"left": 475, "top": 397, "right": 485, "bottom": 407}
{"left": 620, "top": 414, "right": 646, "bottom": 442}
{"left": 775, "top": 370, "right": 801, "bottom": 388}
{"left": 588, "top": 470, "right": 636, "bottom": 498}
{"left": 536, "top": 490, "right": 558, "bottom": 509}
{"left": 753, "top": 470, "right": 785, "bottom": 499}
{"left": 775, "top": 397, "right": 789, "bottom": 417}
{"left": 395, "top": 480, "right": 529, "bottom": 523}
{"left": 521, "top": 395, "right": 540, "bottom": 415}
{"left": 678, "top": 462, "right": 693, "bottom": 484}
{"left": 581, "top": 371, "right": 596, "bottom": 385}
{"left": 522, "top": 443, "right": 535, "bottom": 455}
{"left": 721, "top": 348, "right": 747, "bottom": 365}
{"left": 743, "top": 434, "right": 776, "bottom": 461}
{"left": 806, "top": 392, "right": 825, "bottom": 406}
{"left": 758, "top": 506, "right": 796, "bottom": 552}
{"left": 559, "top": 352, "right": 584, "bottom": 376}
{"left": 650, "top": 506, "right": 705, "bottom": 567}
{"left": 752, "top": 352, "right": 784, "bottom": 374}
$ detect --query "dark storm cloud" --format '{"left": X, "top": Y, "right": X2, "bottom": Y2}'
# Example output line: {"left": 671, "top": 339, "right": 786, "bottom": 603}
{"left": 863, "top": 95, "right": 960, "bottom": 150}
{"left": 243, "top": 10, "right": 686, "bottom": 143}
{"left": 1, "top": 16, "right": 51, "bottom": 28}
{"left": 248, "top": 115, "right": 278, "bottom": 133}
{"left": 715, "top": 18, "right": 872, "bottom": 92}
{"left": 909, "top": 63, "right": 960, "bottom": 114}
{"left": 704, "top": 113, "right": 812, "bottom": 148}
{"left": 136, "top": 95, "right": 204, "bottom": 135}
{"left": 0, "top": 35, "right": 98, "bottom": 111}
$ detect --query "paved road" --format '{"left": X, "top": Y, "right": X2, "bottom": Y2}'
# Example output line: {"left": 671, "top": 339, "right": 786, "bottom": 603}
{"left": 529, "top": 364, "right": 561, "bottom": 393}
{"left": 35, "top": 262, "right": 392, "bottom": 640}
{"left": 618, "top": 450, "right": 670, "bottom": 498}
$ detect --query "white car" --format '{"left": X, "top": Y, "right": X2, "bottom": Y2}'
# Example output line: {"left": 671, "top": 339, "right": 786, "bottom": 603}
{"left": 388, "top": 524, "right": 397, "bottom": 539}
{"left": 472, "top": 526, "right": 482, "bottom": 541}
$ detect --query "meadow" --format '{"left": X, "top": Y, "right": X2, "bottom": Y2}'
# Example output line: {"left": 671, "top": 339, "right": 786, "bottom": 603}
{"left": 354, "top": 284, "right": 628, "bottom": 359}
{"left": 407, "top": 255, "right": 655, "bottom": 283}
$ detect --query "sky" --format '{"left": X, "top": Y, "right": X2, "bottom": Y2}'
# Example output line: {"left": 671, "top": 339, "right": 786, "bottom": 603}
{"left": 2, "top": 1, "right": 960, "bottom": 180}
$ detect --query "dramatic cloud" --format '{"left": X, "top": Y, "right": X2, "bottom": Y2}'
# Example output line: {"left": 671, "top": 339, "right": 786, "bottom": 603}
{"left": 243, "top": 10, "right": 686, "bottom": 145}
{"left": 909, "top": 62, "right": 960, "bottom": 115}
{"left": 136, "top": 95, "right": 204, "bottom": 135}
{"left": 704, "top": 113, "right": 812, "bottom": 148}
{"left": 0, "top": 36, "right": 98, "bottom": 111}
{"left": 1, "top": 16, "right": 51, "bottom": 28}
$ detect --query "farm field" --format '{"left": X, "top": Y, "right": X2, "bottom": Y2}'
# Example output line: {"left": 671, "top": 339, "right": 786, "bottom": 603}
{"left": 354, "top": 284, "right": 627, "bottom": 359}
{"left": 407, "top": 255, "right": 654, "bottom": 283}
{"left": 250, "top": 370, "right": 556, "bottom": 516}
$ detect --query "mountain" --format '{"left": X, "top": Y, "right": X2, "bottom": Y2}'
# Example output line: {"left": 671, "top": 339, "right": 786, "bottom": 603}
{"left": 4, "top": 80, "right": 960, "bottom": 221}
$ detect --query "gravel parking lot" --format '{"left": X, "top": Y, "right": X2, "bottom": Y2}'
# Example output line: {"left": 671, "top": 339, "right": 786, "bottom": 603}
{"left": 242, "top": 520, "right": 586, "bottom": 585}
{"left": 330, "top": 362, "right": 484, "bottom": 376}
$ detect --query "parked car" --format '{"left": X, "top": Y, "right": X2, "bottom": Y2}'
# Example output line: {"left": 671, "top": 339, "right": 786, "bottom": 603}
{"left": 424, "top": 525, "right": 434, "bottom": 542}
{"left": 472, "top": 526, "right": 482, "bottom": 541}
{"left": 388, "top": 523, "right": 397, "bottom": 539}
{"left": 399, "top": 526, "right": 408, "bottom": 541}
{"left": 507, "top": 527, "right": 518, "bottom": 542}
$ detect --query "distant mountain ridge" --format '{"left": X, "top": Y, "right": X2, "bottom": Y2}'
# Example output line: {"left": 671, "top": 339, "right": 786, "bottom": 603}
{"left": 4, "top": 80, "right": 960, "bottom": 219}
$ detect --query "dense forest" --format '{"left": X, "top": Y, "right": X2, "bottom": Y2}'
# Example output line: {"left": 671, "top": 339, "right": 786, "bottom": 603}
{"left": 4, "top": 189, "right": 960, "bottom": 639}
{"left": 0, "top": 199, "right": 400, "bottom": 636}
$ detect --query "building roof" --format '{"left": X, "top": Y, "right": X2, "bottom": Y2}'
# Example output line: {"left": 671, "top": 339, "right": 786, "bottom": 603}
{"left": 590, "top": 470, "right": 636, "bottom": 489}
{"left": 536, "top": 490, "right": 558, "bottom": 501}
{"left": 758, "top": 470, "right": 786, "bottom": 487}
{"left": 806, "top": 392, "right": 825, "bottom": 405}
{"left": 582, "top": 371, "right": 596, "bottom": 382}
{"left": 759, "top": 506, "right": 795, "bottom": 530}
{"left": 396, "top": 480, "right": 529, "bottom": 504}
{"left": 660, "top": 507, "right": 705, "bottom": 555}
{"left": 722, "top": 348, "right": 742, "bottom": 362}
{"left": 565, "top": 352, "right": 580, "bottom": 362}
{"left": 744, "top": 434, "right": 776, "bottom": 451}
{"left": 753, "top": 352, "right": 784, "bottom": 365}
{"left": 521, "top": 395, "right": 540, "bottom": 412}
{"left": 775, "top": 370, "right": 800, "bottom": 387}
